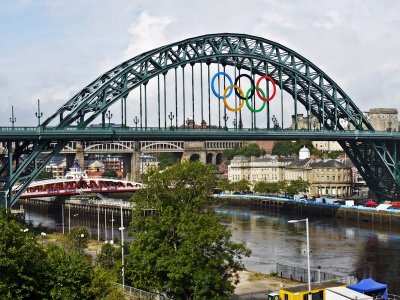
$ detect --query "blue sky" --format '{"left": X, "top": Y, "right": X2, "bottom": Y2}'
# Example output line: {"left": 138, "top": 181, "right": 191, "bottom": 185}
{"left": 1, "top": 0, "right": 400, "bottom": 126}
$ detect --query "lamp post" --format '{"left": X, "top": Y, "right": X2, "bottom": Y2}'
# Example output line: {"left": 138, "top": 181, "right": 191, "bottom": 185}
{"left": 223, "top": 114, "right": 229, "bottom": 130}
{"left": 288, "top": 218, "right": 311, "bottom": 300}
{"left": 40, "top": 232, "right": 47, "bottom": 246}
{"left": 9, "top": 106, "right": 16, "bottom": 128}
{"left": 119, "top": 201, "right": 125, "bottom": 288}
{"left": 168, "top": 112, "right": 175, "bottom": 129}
{"left": 232, "top": 118, "right": 237, "bottom": 129}
{"left": 272, "top": 114, "right": 278, "bottom": 130}
{"left": 35, "top": 99, "right": 43, "bottom": 126}
{"left": 106, "top": 110, "right": 113, "bottom": 127}
{"left": 388, "top": 121, "right": 392, "bottom": 132}
{"left": 111, "top": 210, "right": 114, "bottom": 243}
{"left": 313, "top": 119, "right": 317, "bottom": 131}
{"left": 133, "top": 116, "right": 139, "bottom": 130}
{"left": 186, "top": 117, "right": 190, "bottom": 129}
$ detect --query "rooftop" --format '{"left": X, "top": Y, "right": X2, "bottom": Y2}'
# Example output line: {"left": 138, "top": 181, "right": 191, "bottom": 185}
{"left": 281, "top": 281, "right": 345, "bottom": 293}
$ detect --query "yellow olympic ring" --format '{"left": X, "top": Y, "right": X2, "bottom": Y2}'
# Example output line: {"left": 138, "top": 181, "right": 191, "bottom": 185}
{"left": 223, "top": 85, "right": 245, "bottom": 112}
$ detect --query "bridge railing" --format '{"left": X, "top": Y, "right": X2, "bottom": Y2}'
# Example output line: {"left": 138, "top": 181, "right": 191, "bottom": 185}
{"left": 0, "top": 126, "right": 394, "bottom": 133}
{"left": 113, "top": 283, "right": 172, "bottom": 300}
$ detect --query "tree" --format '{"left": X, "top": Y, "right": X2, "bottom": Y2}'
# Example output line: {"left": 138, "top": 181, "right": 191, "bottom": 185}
{"left": 97, "top": 243, "right": 121, "bottom": 271}
{"left": 285, "top": 178, "right": 310, "bottom": 197}
{"left": 253, "top": 181, "right": 268, "bottom": 194}
{"left": 327, "top": 151, "right": 342, "bottom": 159}
{"left": 38, "top": 171, "right": 53, "bottom": 180}
{"left": 272, "top": 141, "right": 316, "bottom": 157}
{"left": 231, "top": 179, "right": 251, "bottom": 194}
{"left": 217, "top": 178, "right": 232, "bottom": 193}
{"left": 0, "top": 209, "right": 49, "bottom": 299}
{"left": 223, "top": 143, "right": 266, "bottom": 160}
{"left": 45, "top": 244, "right": 93, "bottom": 300}
{"left": 64, "top": 227, "right": 90, "bottom": 254}
{"left": 126, "top": 161, "right": 251, "bottom": 299}
{"left": 102, "top": 170, "right": 119, "bottom": 178}
{"left": 88, "top": 266, "right": 125, "bottom": 300}
{"left": 158, "top": 152, "right": 175, "bottom": 169}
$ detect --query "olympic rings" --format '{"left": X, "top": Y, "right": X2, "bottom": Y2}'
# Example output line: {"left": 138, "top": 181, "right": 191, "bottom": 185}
{"left": 245, "top": 87, "right": 266, "bottom": 113}
{"left": 210, "top": 72, "right": 277, "bottom": 112}
{"left": 223, "top": 85, "right": 245, "bottom": 112}
{"left": 256, "top": 76, "right": 277, "bottom": 102}
{"left": 211, "top": 72, "right": 234, "bottom": 99}
{"left": 234, "top": 74, "right": 255, "bottom": 100}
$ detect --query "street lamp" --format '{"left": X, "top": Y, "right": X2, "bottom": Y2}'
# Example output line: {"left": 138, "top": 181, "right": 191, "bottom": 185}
{"left": 168, "top": 112, "right": 175, "bottom": 129}
{"left": 223, "top": 114, "right": 229, "bottom": 130}
{"left": 119, "top": 200, "right": 125, "bottom": 288}
{"left": 9, "top": 106, "right": 16, "bottom": 128}
{"left": 106, "top": 110, "right": 113, "bottom": 127}
{"left": 133, "top": 116, "right": 139, "bottom": 130}
{"left": 288, "top": 218, "right": 311, "bottom": 300}
{"left": 35, "top": 99, "right": 43, "bottom": 126}
{"left": 40, "top": 232, "right": 47, "bottom": 246}
{"left": 272, "top": 115, "right": 279, "bottom": 130}
{"left": 232, "top": 118, "right": 237, "bottom": 129}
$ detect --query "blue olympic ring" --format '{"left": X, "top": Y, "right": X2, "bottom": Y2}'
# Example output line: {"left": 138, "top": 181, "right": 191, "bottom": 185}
{"left": 211, "top": 72, "right": 234, "bottom": 99}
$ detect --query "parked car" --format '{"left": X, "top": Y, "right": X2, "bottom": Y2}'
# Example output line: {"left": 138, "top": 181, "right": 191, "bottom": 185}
{"left": 388, "top": 201, "right": 400, "bottom": 209}
{"left": 365, "top": 200, "right": 377, "bottom": 208}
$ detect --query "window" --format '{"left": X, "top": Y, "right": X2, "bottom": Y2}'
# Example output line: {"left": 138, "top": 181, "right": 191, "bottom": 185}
{"left": 284, "top": 294, "right": 288, "bottom": 300}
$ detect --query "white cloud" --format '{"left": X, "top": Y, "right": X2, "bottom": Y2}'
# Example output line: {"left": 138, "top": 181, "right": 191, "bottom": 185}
{"left": 124, "top": 11, "right": 175, "bottom": 59}
{"left": 1, "top": 0, "right": 400, "bottom": 126}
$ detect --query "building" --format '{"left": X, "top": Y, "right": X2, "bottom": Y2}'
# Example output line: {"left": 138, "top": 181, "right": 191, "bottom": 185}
{"left": 227, "top": 146, "right": 352, "bottom": 197}
{"left": 45, "top": 157, "right": 66, "bottom": 178}
{"left": 364, "top": 108, "right": 398, "bottom": 131}
{"left": 309, "top": 160, "right": 352, "bottom": 197}
{"left": 140, "top": 154, "right": 159, "bottom": 174}
{"left": 312, "top": 141, "right": 343, "bottom": 152}
{"left": 228, "top": 155, "right": 295, "bottom": 182}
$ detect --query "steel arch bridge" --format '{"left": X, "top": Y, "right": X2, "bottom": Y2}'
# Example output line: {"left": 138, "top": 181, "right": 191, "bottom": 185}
{"left": 1, "top": 33, "right": 399, "bottom": 207}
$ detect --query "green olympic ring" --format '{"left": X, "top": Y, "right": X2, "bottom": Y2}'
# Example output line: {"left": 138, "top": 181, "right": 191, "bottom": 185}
{"left": 245, "top": 87, "right": 266, "bottom": 113}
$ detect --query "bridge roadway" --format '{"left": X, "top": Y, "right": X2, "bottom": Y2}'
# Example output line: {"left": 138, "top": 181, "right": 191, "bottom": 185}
{"left": 0, "top": 127, "right": 398, "bottom": 141}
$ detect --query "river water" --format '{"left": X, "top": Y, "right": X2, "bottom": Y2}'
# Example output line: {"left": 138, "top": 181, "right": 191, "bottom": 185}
{"left": 21, "top": 201, "right": 400, "bottom": 293}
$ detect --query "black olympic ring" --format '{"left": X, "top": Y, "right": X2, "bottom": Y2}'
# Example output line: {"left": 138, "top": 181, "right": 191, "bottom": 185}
{"left": 234, "top": 74, "right": 255, "bottom": 100}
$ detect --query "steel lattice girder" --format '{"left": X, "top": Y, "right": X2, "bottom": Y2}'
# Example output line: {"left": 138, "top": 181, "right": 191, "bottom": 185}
{"left": 2, "top": 33, "right": 400, "bottom": 206}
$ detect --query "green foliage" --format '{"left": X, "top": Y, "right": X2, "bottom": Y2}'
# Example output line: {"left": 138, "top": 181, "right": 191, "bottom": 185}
{"left": 158, "top": 152, "right": 175, "bottom": 169}
{"left": 217, "top": 178, "right": 232, "bottom": 192}
{"left": 231, "top": 179, "right": 251, "bottom": 194}
{"left": 272, "top": 141, "right": 315, "bottom": 157}
{"left": 253, "top": 181, "right": 286, "bottom": 195}
{"left": 127, "top": 161, "right": 251, "bottom": 299}
{"left": 88, "top": 266, "right": 125, "bottom": 300}
{"left": 223, "top": 143, "right": 266, "bottom": 160}
{"left": 97, "top": 243, "right": 121, "bottom": 271}
{"left": 0, "top": 209, "right": 49, "bottom": 299}
{"left": 327, "top": 151, "right": 342, "bottom": 159}
{"left": 102, "top": 169, "right": 119, "bottom": 178}
{"left": 64, "top": 227, "right": 90, "bottom": 254}
{"left": 38, "top": 171, "right": 54, "bottom": 180}
{"left": 284, "top": 178, "right": 310, "bottom": 197}
{"left": 45, "top": 244, "right": 93, "bottom": 300}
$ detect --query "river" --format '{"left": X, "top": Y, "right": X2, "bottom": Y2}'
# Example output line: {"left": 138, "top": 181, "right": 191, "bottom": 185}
{"left": 21, "top": 201, "right": 400, "bottom": 293}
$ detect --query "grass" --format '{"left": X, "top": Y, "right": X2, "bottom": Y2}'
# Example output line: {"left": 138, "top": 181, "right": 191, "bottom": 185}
{"left": 248, "top": 271, "right": 271, "bottom": 281}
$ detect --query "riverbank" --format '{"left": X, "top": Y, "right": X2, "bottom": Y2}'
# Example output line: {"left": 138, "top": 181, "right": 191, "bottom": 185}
{"left": 232, "top": 271, "right": 298, "bottom": 298}
{"left": 215, "top": 194, "right": 400, "bottom": 227}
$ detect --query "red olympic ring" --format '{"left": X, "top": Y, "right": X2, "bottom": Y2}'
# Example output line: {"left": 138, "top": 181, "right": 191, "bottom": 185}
{"left": 256, "top": 76, "right": 277, "bottom": 102}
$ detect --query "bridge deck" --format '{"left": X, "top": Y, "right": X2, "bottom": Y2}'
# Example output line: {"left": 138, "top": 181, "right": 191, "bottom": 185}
{"left": 0, "top": 127, "right": 398, "bottom": 141}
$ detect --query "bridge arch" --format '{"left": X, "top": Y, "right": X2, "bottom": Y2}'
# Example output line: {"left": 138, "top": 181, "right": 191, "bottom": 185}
{"left": 3, "top": 33, "right": 398, "bottom": 206}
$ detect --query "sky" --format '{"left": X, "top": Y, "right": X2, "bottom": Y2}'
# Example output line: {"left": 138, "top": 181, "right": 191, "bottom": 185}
{"left": 1, "top": 0, "right": 400, "bottom": 127}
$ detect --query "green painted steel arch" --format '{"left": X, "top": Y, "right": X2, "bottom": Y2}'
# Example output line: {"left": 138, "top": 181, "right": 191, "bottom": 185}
{"left": 42, "top": 33, "right": 372, "bottom": 132}
{"left": 5, "top": 33, "right": 399, "bottom": 207}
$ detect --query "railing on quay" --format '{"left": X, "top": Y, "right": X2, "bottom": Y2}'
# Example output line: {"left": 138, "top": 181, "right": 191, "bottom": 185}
{"left": 114, "top": 283, "right": 172, "bottom": 300}
{"left": 276, "top": 263, "right": 356, "bottom": 285}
